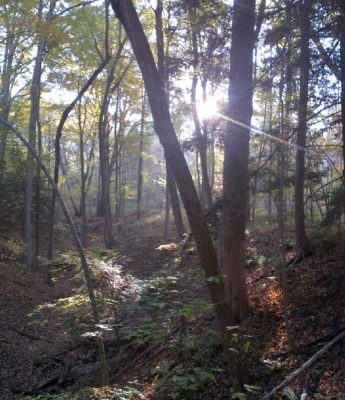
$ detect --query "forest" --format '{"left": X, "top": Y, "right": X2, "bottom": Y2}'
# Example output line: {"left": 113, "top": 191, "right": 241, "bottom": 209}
{"left": 0, "top": 0, "right": 345, "bottom": 399}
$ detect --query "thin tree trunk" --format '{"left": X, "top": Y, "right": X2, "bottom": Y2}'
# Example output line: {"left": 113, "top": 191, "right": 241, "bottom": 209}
{"left": 1, "top": 117, "right": 109, "bottom": 385}
{"left": 136, "top": 89, "right": 145, "bottom": 221}
{"left": 166, "top": 163, "right": 185, "bottom": 238}
{"left": 98, "top": 62, "right": 115, "bottom": 248}
{"left": 189, "top": 6, "right": 212, "bottom": 208}
{"left": 268, "top": 78, "right": 274, "bottom": 224}
{"left": 340, "top": 0, "right": 345, "bottom": 180}
{"left": 280, "top": 0, "right": 294, "bottom": 350}
{"left": 34, "top": 120, "right": 42, "bottom": 266}
{"left": 294, "top": 0, "right": 310, "bottom": 251}
{"left": 155, "top": 0, "right": 185, "bottom": 238}
{"left": 24, "top": 0, "right": 45, "bottom": 270}
{"left": 60, "top": 146, "right": 80, "bottom": 216}
{"left": 0, "top": 27, "right": 15, "bottom": 187}
{"left": 164, "top": 175, "right": 171, "bottom": 240}
{"left": 78, "top": 100, "right": 87, "bottom": 246}
{"left": 48, "top": 56, "right": 110, "bottom": 261}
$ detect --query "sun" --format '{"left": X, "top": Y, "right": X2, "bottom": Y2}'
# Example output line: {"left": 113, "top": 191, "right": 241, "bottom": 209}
{"left": 197, "top": 97, "right": 219, "bottom": 120}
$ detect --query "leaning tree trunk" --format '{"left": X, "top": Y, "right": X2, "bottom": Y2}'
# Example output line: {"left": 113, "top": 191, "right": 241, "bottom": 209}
{"left": 221, "top": 0, "right": 256, "bottom": 322}
{"left": 294, "top": 0, "right": 310, "bottom": 251}
{"left": 1, "top": 117, "right": 109, "bottom": 385}
{"left": 110, "top": 0, "right": 233, "bottom": 339}
{"left": 48, "top": 56, "right": 110, "bottom": 261}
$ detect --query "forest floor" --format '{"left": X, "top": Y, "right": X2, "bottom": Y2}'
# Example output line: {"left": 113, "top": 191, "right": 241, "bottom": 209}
{"left": 0, "top": 215, "right": 345, "bottom": 400}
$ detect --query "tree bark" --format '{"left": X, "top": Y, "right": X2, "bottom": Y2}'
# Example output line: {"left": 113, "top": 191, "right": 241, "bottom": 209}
{"left": 24, "top": 0, "right": 46, "bottom": 270}
{"left": 110, "top": 0, "right": 233, "bottom": 337}
{"left": 294, "top": 0, "right": 310, "bottom": 251}
{"left": 98, "top": 59, "right": 115, "bottom": 248}
{"left": 163, "top": 174, "right": 171, "bottom": 240}
{"left": 189, "top": 5, "right": 212, "bottom": 209}
{"left": 0, "top": 26, "right": 15, "bottom": 187}
{"left": 136, "top": 89, "right": 145, "bottom": 221}
{"left": 221, "top": 0, "right": 256, "bottom": 322}
{"left": 78, "top": 100, "right": 87, "bottom": 246}
{"left": 155, "top": 0, "right": 185, "bottom": 239}
{"left": 340, "top": 0, "right": 345, "bottom": 180}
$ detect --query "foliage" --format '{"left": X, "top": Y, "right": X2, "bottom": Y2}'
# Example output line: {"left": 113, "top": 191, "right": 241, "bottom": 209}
{"left": 309, "top": 225, "right": 342, "bottom": 254}
{"left": 323, "top": 185, "right": 345, "bottom": 226}
{"left": 230, "top": 384, "right": 261, "bottom": 400}
{"left": 0, "top": 235, "right": 24, "bottom": 263}
{"left": 28, "top": 294, "right": 91, "bottom": 340}
{"left": 153, "top": 360, "right": 216, "bottom": 400}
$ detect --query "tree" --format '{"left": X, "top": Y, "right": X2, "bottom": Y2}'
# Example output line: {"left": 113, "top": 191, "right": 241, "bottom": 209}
{"left": 0, "top": 18, "right": 15, "bottom": 186}
{"left": 294, "top": 0, "right": 311, "bottom": 252}
{"left": 155, "top": 0, "right": 185, "bottom": 239}
{"left": 340, "top": 0, "right": 345, "bottom": 180}
{"left": 188, "top": 2, "right": 213, "bottom": 209}
{"left": 24, "top": 0, "right": 57, "bottom": 270}
{"left": 109, "top": 0, "right": 233, "bottom": 340}
{"left": 221, "top": 0, "right": 256, "bottom": 322}
{"left": 1, "top": 116, "right": 109, "bottom": 385}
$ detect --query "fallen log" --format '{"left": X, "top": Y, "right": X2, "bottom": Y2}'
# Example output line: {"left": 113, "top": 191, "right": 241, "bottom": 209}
{"left": 261, "top": 330, "right": 345, "bottom": 399}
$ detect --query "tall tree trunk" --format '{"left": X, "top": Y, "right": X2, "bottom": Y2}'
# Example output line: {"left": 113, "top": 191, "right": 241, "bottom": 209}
{"left": 189, "top": 6, "right": 212, "bottom": 209}
{"left": 60, "top": 146, "right": 80, "bottom": 215}
{"left": 34, "top": 120, "right": 42, "bottom": 265}
{"left": 155, "top": 0, "right": 185, "bottom": 239}
{"left": 164, "top": 175, "right": 171, "bottom": 240}
{"left": 114, "top": 133, "right": 120, "bottom": 223}
{"left": 137, "top": 89, "right": 145, "bottom": 221}
{"left": 78, "top": 100, "right": 87, "bottom": 246}
{"left": 166, "top": 163, "right": 185, "bottom": 238}
{"left": 0, "top": 27, "right": 15, "bottom": 187}
{"left": 99, "top": 0, "right": 114, "bottom": 247}
{"left": 221, "top": 0, "right": 256, "bottom": 322}
{"left": 340, "top": 0, "right": 345, "bottom": 180}
{"left": 24, "top": 0, "right": 45, "bottom": 270}
{"left": 278, "top": 5, "right": 294, "bottom": 347}
{"left": 110, "top": 0, "right": 233, "bottom": 340}
{"left": 98, "top": 60, "right": 115, "bottom": 248}
{"left": 295, "top": 0, "right": 310, "bottom": 251}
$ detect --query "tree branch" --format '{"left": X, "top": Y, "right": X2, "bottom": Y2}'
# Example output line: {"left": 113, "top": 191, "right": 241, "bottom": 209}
{"left": 261, "top": 330, "right": 345, "bottom": 399}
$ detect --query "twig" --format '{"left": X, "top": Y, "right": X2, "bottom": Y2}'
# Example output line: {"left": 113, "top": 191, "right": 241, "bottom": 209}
{"left": 261, "top": 330, "right": 345, "bottom": 399}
